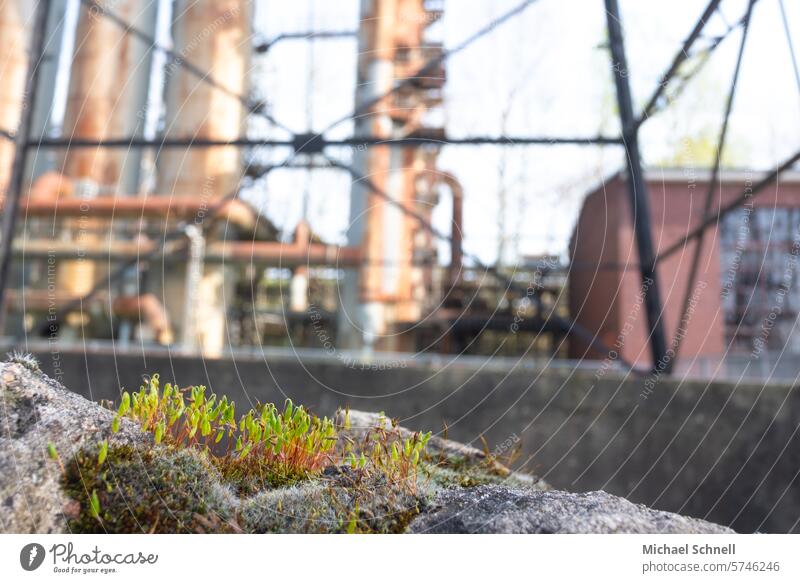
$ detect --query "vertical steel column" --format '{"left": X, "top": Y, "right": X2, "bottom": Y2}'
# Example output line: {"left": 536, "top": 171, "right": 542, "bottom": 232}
{"left": 604, "top": 0, "right": 668, "bottom": 370}
{"left": 337, "top": 0, "right": 398, "bottom": 350}
{"left": 0, "top": 0, "right": 51, "bottom": 335}
{"left": 26, "top": 0, "right": 67, "bottom": 185}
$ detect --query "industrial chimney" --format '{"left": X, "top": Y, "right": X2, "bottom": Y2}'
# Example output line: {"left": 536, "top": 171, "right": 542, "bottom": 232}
{"left": 156, "top": 0, "right": 252, "bottom": 356}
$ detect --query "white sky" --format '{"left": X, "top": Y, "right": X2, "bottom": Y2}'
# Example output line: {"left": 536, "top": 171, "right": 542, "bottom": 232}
{"left": 51, "top": 0, "right": 800, "bottom": 266}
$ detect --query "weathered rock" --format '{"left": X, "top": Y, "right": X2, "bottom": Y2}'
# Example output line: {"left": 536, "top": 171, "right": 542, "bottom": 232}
{"left": 408, "top": 486, "right": 734, "bottom": 534}
{"left": 336, "top": 409, "right": 494, "bottom": 463}
{"left": 0, "top": 359, "right": 148, "bottom": 533}
{"left": 336, "top": 409, "right": 549, "bottom": 490}
{"left": 1, "top": 358, "right": 734, "bottom": 534}
{"left": 240, "top": 469, "right": 429, "bottom": 534}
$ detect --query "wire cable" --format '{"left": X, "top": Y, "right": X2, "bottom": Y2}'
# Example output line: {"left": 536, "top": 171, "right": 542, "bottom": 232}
{"left": 645, "top": 17, "right": 743, "bottom": 121}
{"left": 779, "top": 0, "right": 800, "bottom": 102}
{"left": 79, "top": 0, "right": 295, "bottom": 135}
{"left": 319, "top": 0, "right": 542, "bottom": 135}
{"left": 656, "top": 147, "right": 800, "bottom": 264}
{"left": 635, "top": 0, "right": 723, "bottom": 128}
{"left": 667, "top": 0, "right": 756, "bottom": 371}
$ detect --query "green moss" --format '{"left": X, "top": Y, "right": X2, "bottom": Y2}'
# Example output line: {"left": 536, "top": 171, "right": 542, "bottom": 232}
{"left": 55, "top": 373, "right": 540, "bottom": 533}
{"left": 62, "top": 444, "right": 237, "bottom": 533}
{"left": 62, "top": 443, "right": 418, "bottom": 534}
{"left": 350, "top": 492, "right": 426, "bottom": 533}
{"left": 108, "top": 376, "right": 338, "bottom": 487}
{"left": 5, "top": 351, "right": 40, "bottom": 372}
{"left": 212, "top": 455, "right": 315, "bottom": 495}
{"left": 59, "top": 439, "right": 534, "bottom": 533}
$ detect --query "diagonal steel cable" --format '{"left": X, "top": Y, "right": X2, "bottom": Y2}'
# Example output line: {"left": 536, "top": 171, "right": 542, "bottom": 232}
{"left": 635, "top": 0, "right": 723, "bottom": 128}
{"left": 318, "top": 0, "right": 542, "bottom": 136}
{"left": 667, "top": 0, "right": 756, "bottom": 372}
{"left": 779, "top": 0, "right": 800, "bottom": 102}
{"left": 656, "top": 147, "right": 800, "bottom": 265}
{"left": 246, "top": 0, "right": 547, "bottom": 215}
{"left": 79, "top": 0, "right": 295, "bottom": 135}
{"left": 644, "top": 15, "right": 743, "bottom": 122}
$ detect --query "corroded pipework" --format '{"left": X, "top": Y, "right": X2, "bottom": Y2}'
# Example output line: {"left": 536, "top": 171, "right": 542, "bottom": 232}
{"left": 19, "top": 172, "right": 271, "bottom": 239}
{"left": 112, "top": 293, "right": 174, "bottom": 345}
{"left": 439, "top": 171, "right": 463, "bottom": 285}
{"left": 154, "top": 0, "right": 252, "bottom": 356}
{"left": 340, "top": 0, "right": 444, "bottom": 349}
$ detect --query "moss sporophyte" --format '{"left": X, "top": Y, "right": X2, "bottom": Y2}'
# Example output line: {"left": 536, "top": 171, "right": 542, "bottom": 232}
{"left": 106, "top": 374, "right": 338, "bottom": 485}
{"left": 105, "top": 374, "right": 430, "bottom": 488}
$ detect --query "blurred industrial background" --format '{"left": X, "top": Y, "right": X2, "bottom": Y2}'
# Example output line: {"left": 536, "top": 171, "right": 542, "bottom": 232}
{"left": 2, "top": 0, "right": 800, "bottom": 532}
{"left": 0, "top": 0, "right": 799, "bottom": 380}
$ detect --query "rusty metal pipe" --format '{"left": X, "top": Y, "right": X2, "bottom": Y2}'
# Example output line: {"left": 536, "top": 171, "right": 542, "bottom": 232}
{"left": 18, "top": 194, "right": 254, "bottom": 221}
{"left": 210, "top": 241, "right": 362, "bottom": 266}
{"left": 16, "top": 170, "right": 266, "bottom": 235}
{"left": 112, "top": 293, "right": 174, "bottom": 345}
{"left": 14, "top": 239, "right": 362, "bottom": 267}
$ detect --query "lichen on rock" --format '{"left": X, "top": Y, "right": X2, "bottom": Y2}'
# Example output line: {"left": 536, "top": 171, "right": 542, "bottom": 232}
{"left": 240, "top": 467, "right": 429, "bottom": 533}
{"left": 61, "top": 444, "right": 238, "bottom": 533}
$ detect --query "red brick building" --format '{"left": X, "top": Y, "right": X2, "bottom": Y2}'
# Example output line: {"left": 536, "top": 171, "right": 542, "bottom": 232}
{"left": 569, "top": 168, "right": 800, "bottom": 370}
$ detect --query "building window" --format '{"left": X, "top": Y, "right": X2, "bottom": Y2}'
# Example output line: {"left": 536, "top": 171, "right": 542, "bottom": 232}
{"left": 719, "top": 207, "right": 800, "bottom": 354}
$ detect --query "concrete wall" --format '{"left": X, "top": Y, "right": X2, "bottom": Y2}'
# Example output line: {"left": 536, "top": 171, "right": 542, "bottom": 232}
{"left": 27, "top": 347, "right": 800, "bottom": 533}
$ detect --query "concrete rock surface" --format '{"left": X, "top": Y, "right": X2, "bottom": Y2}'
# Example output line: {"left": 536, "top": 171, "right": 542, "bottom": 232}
{"left": 1, "top": 359, "right": 733, "bottom": 534}
{"left": 408, "top": 485, "right": 733, "bottom": 533}
{"left": 0, "top": 359, "right": 148, "bottom": 533}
